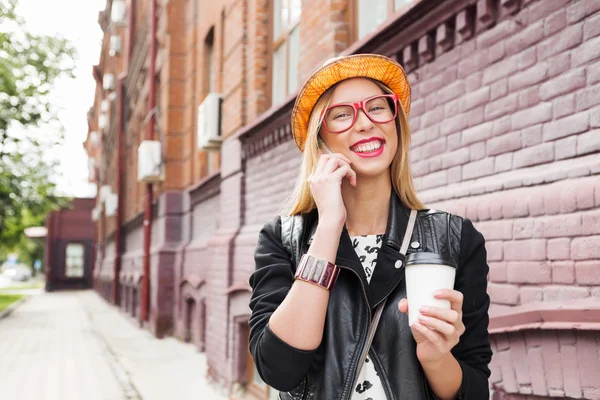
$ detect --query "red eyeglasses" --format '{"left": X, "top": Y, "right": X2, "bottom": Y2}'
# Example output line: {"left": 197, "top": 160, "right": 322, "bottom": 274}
{"left": 320, "top": 94, "right": 399, "bottom": 133}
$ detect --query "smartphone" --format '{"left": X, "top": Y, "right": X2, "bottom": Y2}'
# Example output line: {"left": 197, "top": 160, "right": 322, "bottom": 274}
{"left": 317, "top": 136, "right": 334, "bottom": 154}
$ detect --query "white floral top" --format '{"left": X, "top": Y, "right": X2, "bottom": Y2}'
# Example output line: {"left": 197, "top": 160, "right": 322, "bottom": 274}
{"left": 350, "top": 234, "right": 387, "bottom": 400}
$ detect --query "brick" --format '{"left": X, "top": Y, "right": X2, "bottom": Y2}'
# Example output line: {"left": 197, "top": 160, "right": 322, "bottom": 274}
{"left": 476, "top": 219, "right": 513, "bottom": 240}
{"left": 577, "top": 331, "right": 600, "bottom": 388}
{"left": 429, "top": 157, "right": 442, "bottom": 172}
{"left": 520, "top": 286, "right": 543, "bottom": 304}
{"left": 441, "top": 148, "right": 470, "bottom": 169}
{"left": 444, "top": 101, "right": 459, "bottom": 119}
{"left": 462, "top": 158, "right": 494, "bottom": 180}
{"left": 537, "top": 23, "right": 583, "bottom": 61}
{"left": 537, "top": 213, "right": 582, "bottom": 237}
{"left": 513, "top": 218, "right": 533, "bottom": 239}
{"left": 447, "top": 132, "right": 461, "bottom": 150}
{"left": 540, "top": 68, "right": 587, "bottom": 101}
{"left": 422, "top": 108, "right": 445, "bottom": 128}
{"left": 521, "top": 124, "right": 543, "bottom": 146}
{"left": 542, "top": 111, "right": 589, "bottom": 141}
{"left": 527, "top": 347, "right": 548, "bottom": 396}
{"left": 487, "top": 132, "right": 522, "bottom": 157}
{"left": 590, "top": 106, "right": 600, "bottom": 127}
{"left": 561, "top": 345, "right": 583, "bottom": 398}
{"left": 516, "top": 48, "right": 537, "bottom": 71}
{"left": 543, "top": 53, "right": 569, "bottom": 81}
{"left": 541, "top": 332, "right": 564, "bottom": 393}
{"left": 486, "top": 240, "right": 503, "bottom": 261}
{"left": 467, "top": 106, "right": 485, "bottom": 127}
{"left": 566, "top": 0, "right": 600, "bottom": 24}
{"left": 571, "top": 236, "right": 600, "bottom": 260}
{"left": 508, "top": 63, "right": 548, "bottom": 92}
{"left": 503, "top": 193, "right": 529, "bottom": 219}
{"left": 589, "top": 62, "right": 600, "bottom": 85}
{"left": 584, "top": 12, "right": 600, "bottom": 40}
{"left": 441, "top": 114, "right": 469, "bottom": 136}
{"left": 513, "top": 142, "right": 554, "bottom": 169}
{"left": 528, "top": 0, "right": 571, "bottom": 24}
{"left": 577, "top": 129, "right": 600, "bottom": 155}
{"left": 544, "top": 9, "right": 567, "bottom": 37}
{"left": 497, "top": 349, "right": 518, "bottom": 392}
{"left": 552, "top": 93, "right": 575, "bottom": 120}
{"left": 447, "top": 165, "right": 462, "bottom": 183}
{"left": 459, "top": 87, "right": 490, "bottom": 113}
{"left": 469, "top": 142, "right": 486, "bottom": 161}
{"left": 423, "top": 137, "right": 447, "bottom": 158}
{"left": 485, "top": 93, "right": 519, "bottom": 120}
{"left": 554, "top": 135, "right": 577, "bottom": 161}
{"left": 507, "top": 21, "right": 544, "bottom": 56}
{"left": 544, "top": 286, "right": 590, "bottom": 302}
{"left": 477, "top": 19, "right": 519, "bottom": 48}
{"left": 547, "top": 238, "right": 571, "bottom": 260}
{"left": 551, "top": 261, "right": 575, "bottom": 283}
{"left": 582, "top": 210, "right": 600, "bottom": 234}
{"left": 495, "top": 152, "right": 513, "bottom": 172}
{"left": 504, "top": 240, "right": 547, "bottom": 261}
{"left": 437, "top": 80, "right": 466, "bottom": 104}
{"left": 490, "top": 79, "right": 508, "bottom": 101}
{"left": 511, "top": 103, "right": 553, "bottom": 130}
{"left": 489, "top": 262, "right": 507, "bottom": 282}
{"left": 518, "top": 86, "right": 541, "bottom": 109}
{"left": 575, "top": 261, "right": 600, "bottom": 285}
{"left": 577, "top": 182, "right": 597, "bottom": 211}
{"left": 572, "top": 35, "right": 600, "bottom": 67}
{"left": 461, "top": 122, "right": 494, "bottom": 146}
{"left": 507, "top": 261, "right": 551, "bottom": 283}
{"left": 421, "top": 170, "right": 447, "bottom": 189}
{"left": 488, "top": 282, "right": 520, "bottom": 305}
{"left": 482, "top": 56, "right": 518, "bottom": 85}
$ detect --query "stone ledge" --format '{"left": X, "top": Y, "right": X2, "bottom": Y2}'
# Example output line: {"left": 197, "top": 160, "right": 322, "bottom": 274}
{"left": 489, "top": 298, "right": 600, "bottom": 334}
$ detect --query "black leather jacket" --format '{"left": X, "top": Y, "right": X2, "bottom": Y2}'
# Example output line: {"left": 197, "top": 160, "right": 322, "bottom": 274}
{"left": 249, "top": 192, "right": 492, "bottom": 399}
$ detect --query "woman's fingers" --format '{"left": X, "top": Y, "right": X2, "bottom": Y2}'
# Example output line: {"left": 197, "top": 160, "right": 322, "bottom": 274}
{"left": 397, "top": 298, "right": 408, "bottom": 314}
{"left": 419, "top": 306, "right": 460, "bottom": 325}
{"left": 417, "top": 315, "right": 455, "bottom": 337}
{"left": 434, "top": 289, "right": 464, "bottom": 313}
{"left": 333, "top": 163, "right": 357, "bottom": 186}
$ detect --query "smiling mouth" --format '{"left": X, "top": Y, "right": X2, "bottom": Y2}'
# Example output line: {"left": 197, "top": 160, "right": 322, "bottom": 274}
{"left": 350, "top": 139, "right": 384, "bottom": 154}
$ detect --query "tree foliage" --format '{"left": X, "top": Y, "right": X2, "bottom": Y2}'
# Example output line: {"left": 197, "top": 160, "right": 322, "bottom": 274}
{"left": 0, "top": 0, "right": 75, "bottom": 258}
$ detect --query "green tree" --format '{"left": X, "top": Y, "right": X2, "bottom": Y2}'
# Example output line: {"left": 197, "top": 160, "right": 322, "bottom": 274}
{"left": 0, "top": 0, "right": 75, "bottom": 259}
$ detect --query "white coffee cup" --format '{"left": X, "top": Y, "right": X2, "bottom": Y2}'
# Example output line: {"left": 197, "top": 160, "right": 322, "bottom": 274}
{"left": 405, "top": 252, "right": 457, "bottom": 327}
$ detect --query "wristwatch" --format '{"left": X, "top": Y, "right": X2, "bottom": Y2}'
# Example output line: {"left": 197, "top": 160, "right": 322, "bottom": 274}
{"left": 294, "top": 254, "right": 340, "bottom": 290}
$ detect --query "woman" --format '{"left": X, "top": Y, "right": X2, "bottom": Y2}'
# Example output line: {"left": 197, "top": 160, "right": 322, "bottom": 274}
{"left": 249, "top": 54, "right": 492, "bottom": 400}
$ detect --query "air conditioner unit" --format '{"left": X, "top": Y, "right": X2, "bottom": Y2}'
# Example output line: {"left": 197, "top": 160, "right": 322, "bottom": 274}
{"left": 103, "top": 73, "right": 115, "bottom": 91}
{"left": 105, "top": 193, "right": 118, "bottom": 217}
{"left": 99, "top": 185, "right": 112, "bottom": 203}
{"left": 91, "top": 207, "right": 101, "bottom": 221}
{"left": 197, "top": 92, "right": 223, "bottom": 151}
{"left": 98, "top": 114, "right": 108, "bottom": 132}
{"left": 109, "top": 35, "right": 122, "bottom": 56}
{"left": 101, "top": 99, "right": 110, "bottom": 113}
{"left": 137, "top": 140, "right": 164, "bottom": 182}
{"left": 110, "top": 0, "right": 127, "bottom": 23}
{"left": 90, "top": 131, "right": 101, "bottom": 147}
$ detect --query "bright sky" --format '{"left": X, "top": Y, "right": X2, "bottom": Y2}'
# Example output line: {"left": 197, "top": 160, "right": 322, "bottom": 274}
{"left": 17, "top": 0, "right": 105, "bottom": 198}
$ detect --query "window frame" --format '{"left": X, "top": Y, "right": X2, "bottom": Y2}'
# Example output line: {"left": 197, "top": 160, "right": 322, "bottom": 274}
{"left": 269, "top": 0, "right": 302, "bottom": 107}
{"left": 352, "top": 0, "right": 416, "bottom": 41}
{"left": 64, "top": 242, "right": 86, "bottom": 279}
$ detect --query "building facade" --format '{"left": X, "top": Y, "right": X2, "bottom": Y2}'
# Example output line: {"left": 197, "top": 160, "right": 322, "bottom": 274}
{"left": 44, "top": 198, "right": 96, "bottom": 291}
{"left": 84, "top": 0, "right": 600, "bottom": 398}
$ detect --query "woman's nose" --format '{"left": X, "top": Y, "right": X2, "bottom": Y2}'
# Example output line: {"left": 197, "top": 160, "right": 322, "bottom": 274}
{"left": 353, "top": 109, "right": 374, "bottom": 132}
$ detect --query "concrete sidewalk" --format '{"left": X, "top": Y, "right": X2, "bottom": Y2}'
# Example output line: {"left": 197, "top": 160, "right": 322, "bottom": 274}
{"left": 0, "top": 290, "right": 227, "bottom": 400}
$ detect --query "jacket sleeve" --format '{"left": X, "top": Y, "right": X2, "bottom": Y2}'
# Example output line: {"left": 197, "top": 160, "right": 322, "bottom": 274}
{"left": 248, "top": 216, "right": 317, "bottom": 392}
{"left": 452, "top": 218, "right": 493, "bottom": 399}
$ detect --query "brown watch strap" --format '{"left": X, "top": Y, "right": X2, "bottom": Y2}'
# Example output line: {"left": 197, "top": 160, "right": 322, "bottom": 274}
{"left": 295, "top": 254, "right": 340, "bottom": 290}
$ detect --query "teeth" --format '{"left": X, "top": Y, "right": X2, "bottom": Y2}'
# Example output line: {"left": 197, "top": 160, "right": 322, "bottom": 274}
{"left": 353, "top": 141, "right": 382, "bottom": 153}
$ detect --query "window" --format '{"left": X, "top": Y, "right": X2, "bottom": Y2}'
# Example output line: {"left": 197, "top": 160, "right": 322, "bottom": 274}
{"left": 356, "top": 0, "right": 415, "bottom": 39}
{"left": 65, "top": 243, "right": 85, "bottom": 278}
{"left": 271, "top": 0, "right": 302, "bottom": 106}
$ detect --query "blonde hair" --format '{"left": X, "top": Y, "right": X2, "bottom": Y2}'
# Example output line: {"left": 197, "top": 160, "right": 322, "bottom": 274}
{"left": 281, "top": 79, "right": 425, "bottom": 216}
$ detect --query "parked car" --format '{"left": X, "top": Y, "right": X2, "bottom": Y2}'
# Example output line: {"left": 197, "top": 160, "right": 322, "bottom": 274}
{"left": 2, "top": 264, "right": 32, "bottom": 282}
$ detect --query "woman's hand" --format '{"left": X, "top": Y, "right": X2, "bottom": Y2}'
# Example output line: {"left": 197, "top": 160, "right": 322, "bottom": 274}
{"left": 308, "top": 151, "right": 357, "bottom": 229}
{"left": 398, "top": 289, "right": 466, "bottom": 368}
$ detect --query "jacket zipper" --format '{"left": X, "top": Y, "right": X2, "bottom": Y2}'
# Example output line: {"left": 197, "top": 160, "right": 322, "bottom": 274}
{"left": 337, "top": 265, "right": 372, "bottom": 400}
{"left": 369, "top": 350, "right": 394, "bottom": 400}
